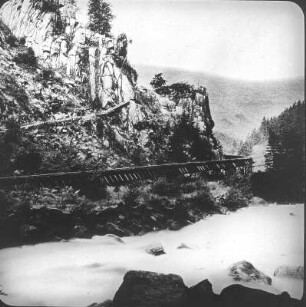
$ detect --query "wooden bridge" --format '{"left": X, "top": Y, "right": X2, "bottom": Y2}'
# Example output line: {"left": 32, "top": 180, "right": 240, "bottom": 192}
{"left": 0, "top": 157, "right": 253, "bottom": 188}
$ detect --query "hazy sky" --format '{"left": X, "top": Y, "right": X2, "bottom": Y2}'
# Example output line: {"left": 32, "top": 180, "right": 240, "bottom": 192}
{"left": 76, "top": 0, "right": 304, "bottom": 81}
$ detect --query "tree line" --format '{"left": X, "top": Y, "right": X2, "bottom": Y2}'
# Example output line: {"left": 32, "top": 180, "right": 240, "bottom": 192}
{"left": 252, "top": 100, "right": 305, "bottom": 202}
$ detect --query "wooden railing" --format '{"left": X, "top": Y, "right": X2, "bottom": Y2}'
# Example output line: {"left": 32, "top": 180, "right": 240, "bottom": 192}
{"left": 0, "top": 158, "right": 253, "bottom": 187}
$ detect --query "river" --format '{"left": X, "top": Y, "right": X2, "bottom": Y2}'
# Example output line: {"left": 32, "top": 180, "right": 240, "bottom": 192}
{"left": 0, "top": 202, "right": 304, "bottom": 306}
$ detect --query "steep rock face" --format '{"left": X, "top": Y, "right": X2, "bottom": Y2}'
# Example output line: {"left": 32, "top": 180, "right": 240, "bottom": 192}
{"left": 0, "top": 0, "right": 135, "bottom": 106}
{"left": 0, "top": 0, "right": 221, "bottom": 174}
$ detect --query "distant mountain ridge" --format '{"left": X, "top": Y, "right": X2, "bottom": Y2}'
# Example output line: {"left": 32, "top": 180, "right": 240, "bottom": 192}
{"left": 136, "top": 64, "right": 304, "bottom": 141}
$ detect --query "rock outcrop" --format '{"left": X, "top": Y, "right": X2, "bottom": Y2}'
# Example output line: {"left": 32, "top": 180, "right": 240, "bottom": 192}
{"left": 0, "top": 0, "right": 221, "bottom": 171}
{"left": 0, "top": 0, "right": 135, "bottom": 106}
{"left": 108, "top": 270, "right": 301, "bottom": 307}
{"left": 0, "top": 0, "right": 222, "bottom": 247}
{"left": 228, "top": 260, "right": 272, "bottom": 285}
{"left": 113, "top": 270, "right": 188, "bottom": 307}
{"left": 0, "top": 0, "right": 219, "bottom": 153}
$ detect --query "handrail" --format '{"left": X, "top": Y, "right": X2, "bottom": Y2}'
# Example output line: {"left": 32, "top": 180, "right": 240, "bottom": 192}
{"left": 0, "top": 158, "right": 253, "bottom": 187}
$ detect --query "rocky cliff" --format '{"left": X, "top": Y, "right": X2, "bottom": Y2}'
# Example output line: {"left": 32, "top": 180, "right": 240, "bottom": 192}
{"left": 0, "top": 0, "right": 135, "bottom": 106}
{"left": 0, "top": 0, "right": 221, "bottom": 176}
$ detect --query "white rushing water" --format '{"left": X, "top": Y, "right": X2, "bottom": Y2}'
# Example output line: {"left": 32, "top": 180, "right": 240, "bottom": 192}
{"left": 0, "top": 203, "right": 304, "bottom": 306}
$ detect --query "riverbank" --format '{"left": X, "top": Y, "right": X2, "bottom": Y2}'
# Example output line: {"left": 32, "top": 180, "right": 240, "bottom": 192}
{"left": 0, "top": 174, "right": 251, "bottom": 248}
{"left": 0, "top": 202, "right": 303, "bottom": 306}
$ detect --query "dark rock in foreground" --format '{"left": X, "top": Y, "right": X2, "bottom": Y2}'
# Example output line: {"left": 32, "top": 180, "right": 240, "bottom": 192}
{"left": 0, "top": 269, "right": 302, "bottom": 307}
{"left": 113, "top": 270, "right": 188, "bottom": 307}
{"left": 220, "top": 284, "right": 300, "bottom": 307}
{"left": 187, "top": 279, "right": 219, "bottom": 307}
{"left": 111, "top": 270, "right": 301, "bottom": 307}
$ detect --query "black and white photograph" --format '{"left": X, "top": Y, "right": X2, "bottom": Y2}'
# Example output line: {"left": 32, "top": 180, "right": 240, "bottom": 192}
{"left": 0, "top": 0, "right": 304, "bottom": 306}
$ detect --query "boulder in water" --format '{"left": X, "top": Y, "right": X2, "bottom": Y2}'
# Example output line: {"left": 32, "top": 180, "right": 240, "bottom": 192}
{"left": 105, "top": 222, "right": 131, "bottom": 237}
{"left": 87, "top": 300, "right": 113, "bottom": 307}
{"left": 228, "top": 261, "right": 272, "bottom": 285}
{"left": 177, "top": 243, "right": 191, "bottom": 249}
{"left": 104, "top": 234, "right": 125, "bottom": 244}
{"left": 274, "top": 265, "right": 304, "bottom": 280}
{"left": 113, "top": 270, "right": 188, "bottom": 307}
{"left": 145, "top": 243, "right": 166, "bottom": 256}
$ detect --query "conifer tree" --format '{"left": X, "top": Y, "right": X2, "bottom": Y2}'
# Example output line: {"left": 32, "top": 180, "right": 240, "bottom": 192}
{"left": 88, "top": 0, "right": 114, "bottom": 36}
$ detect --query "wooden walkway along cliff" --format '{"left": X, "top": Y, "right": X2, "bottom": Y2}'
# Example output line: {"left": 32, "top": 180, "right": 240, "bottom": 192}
{"left": 0, "top": 157, "right": 253, "bottom": 188}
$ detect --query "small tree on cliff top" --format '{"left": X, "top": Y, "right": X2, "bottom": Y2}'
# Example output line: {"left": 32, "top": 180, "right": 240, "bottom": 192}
{"left": 150, "top": 73, "right": 167, "bottom": 89}
{"left": 88, "top": 0, "right": 114, "bottom": 36}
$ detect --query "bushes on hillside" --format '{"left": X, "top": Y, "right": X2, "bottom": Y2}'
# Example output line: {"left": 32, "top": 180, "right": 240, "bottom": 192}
{"left": 169, "top": 116, "right": 214, "bottom": 162}
{"left": 220, "top": 187, "right": 249, "bottom": 211}
{"left": 13, "top": 47, "right": 37, "bottom": 66}
{"left": 15, "top": 149, "right": 42, "bottom": 173}
{"left": 0, "top": 169, "right": 253, "bottom": 247}
{"left": 6, "top": 34, "right": 18, "bottom": 47}
{"left": 221, "top": 172, "right": 253, "bottom": 211}
{"left": 31, "top": 0, "right": 61, "bottom": 13}
{"left": 150, "top": 73, "right": 167, "bottom": 89}
{"left": 151, "top": 177, "right": 183, "bottom": 197}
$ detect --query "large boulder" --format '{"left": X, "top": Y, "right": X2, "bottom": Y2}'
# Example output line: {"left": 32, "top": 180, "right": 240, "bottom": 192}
{"left": 228, "top": 261, "right": 272, "bottom": 285}
{"left": 187, "top": 279, "right": 219, "bottom": 307}
{"left": 220, "top": 284, "right": 300, "bottom": 307}
{"left": 113, "top": 270, "right": 188, "bottom": 307}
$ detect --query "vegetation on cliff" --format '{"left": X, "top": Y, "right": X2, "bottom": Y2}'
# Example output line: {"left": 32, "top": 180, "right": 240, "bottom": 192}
{"left": 0, "top": 3, "right": 248, "bottom": 248}
{"left": 88, "top": 0, "right": 114, "bottom": 36}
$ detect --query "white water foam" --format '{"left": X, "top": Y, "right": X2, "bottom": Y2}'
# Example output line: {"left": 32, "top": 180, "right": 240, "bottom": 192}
{"left": 0, "top": 203, "right": 304, "bottom": 306}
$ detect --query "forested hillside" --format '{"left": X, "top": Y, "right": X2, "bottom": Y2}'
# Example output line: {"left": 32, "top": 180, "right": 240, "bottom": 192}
{"left": 251, "top": 101, "right": 305, "bottom": 201}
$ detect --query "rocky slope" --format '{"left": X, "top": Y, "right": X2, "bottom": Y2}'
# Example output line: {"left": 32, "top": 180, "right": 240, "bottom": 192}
{"left": 0, "top": 0, "right": 229, "bottom": 248}
{"left": 0, "top": 0, "right": 221, "bottom": 176}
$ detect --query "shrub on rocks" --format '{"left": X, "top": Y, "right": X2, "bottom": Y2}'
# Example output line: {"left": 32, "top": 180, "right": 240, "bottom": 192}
{"left": 13, "top": 47, "right": 37, "bottom": 67}
{"left": 122, "top": 187, "right": 141, "bottom": 207}
{"left": 221, "top": 187, "right": 249, "bottom": 211}
{"left": 150, "top": 177, "right": 182, "bottom": 197}
{"left": 19, "top": 224, "right": 38, "bottom": 241}
{"left": 72, "top": 225, "right": 90, "bottom": 238}
{"left": 6, "top": 34, "right": 17, "bottom": 47}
